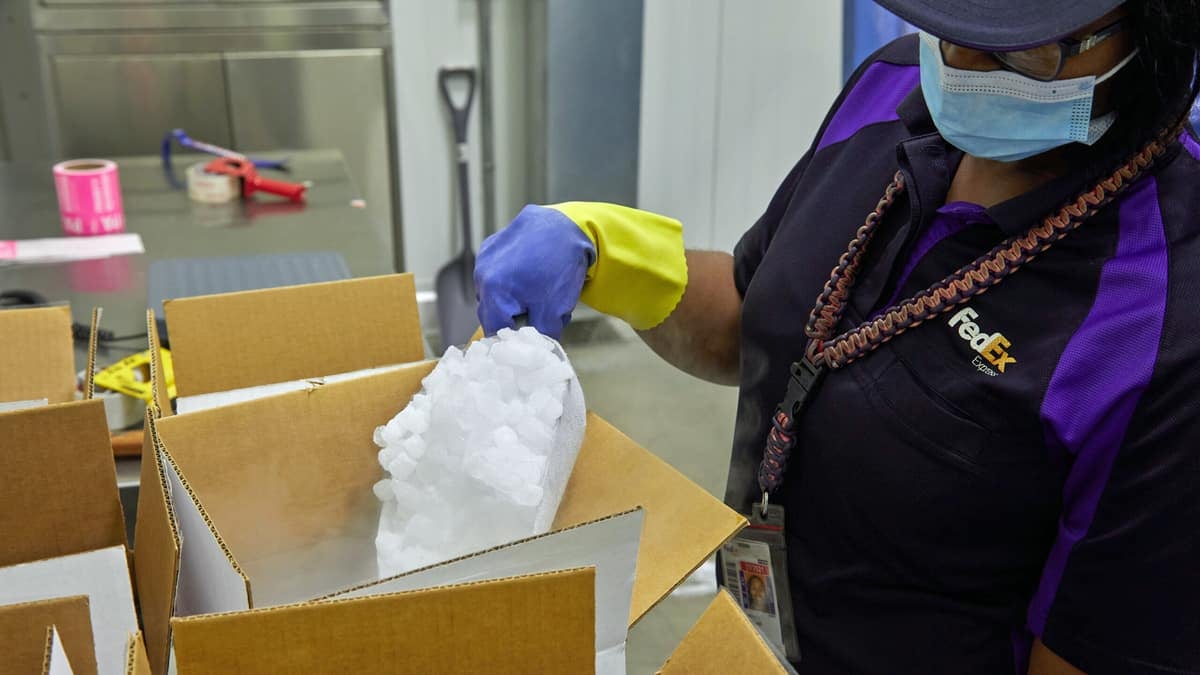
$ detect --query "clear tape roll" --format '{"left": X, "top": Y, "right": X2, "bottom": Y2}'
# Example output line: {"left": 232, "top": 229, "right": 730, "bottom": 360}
{"left": 186, "top": 162, "right": 238, "bottom": 204}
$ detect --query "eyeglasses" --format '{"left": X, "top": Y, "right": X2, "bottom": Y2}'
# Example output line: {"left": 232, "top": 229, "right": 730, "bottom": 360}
{"left": 940, "top": 18, "right": 1129, "bottom": 82}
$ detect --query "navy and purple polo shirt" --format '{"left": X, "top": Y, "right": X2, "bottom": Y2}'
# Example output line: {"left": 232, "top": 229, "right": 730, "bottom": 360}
{"left": 729, "top": 34, "right": 1200, "bottom": 674}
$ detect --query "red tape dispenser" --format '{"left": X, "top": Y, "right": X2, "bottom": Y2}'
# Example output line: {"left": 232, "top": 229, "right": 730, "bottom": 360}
{"left": 204, "top": 157, "right": 309, "bottom": 203}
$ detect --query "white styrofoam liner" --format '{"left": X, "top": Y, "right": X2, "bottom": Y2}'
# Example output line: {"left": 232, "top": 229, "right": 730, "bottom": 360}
{"left": 46, "top": 625, "right": 75, "bottom": 675}
{"left": 331, "top": 508, "right": 644, "bottom": 675}
{"left": 0, "top": 545, "right": 136, "bottom": 675}
{"left": 0, "top": 398, "right": 48, "bottom": 413}
{"left": 162, "top": 449, "right": 250, "bottom": 619}
{"left": 175, "top": 365, "right": 407, "bottom": 414}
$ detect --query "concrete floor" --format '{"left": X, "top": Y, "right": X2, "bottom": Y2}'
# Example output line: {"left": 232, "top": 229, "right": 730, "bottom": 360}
{"left": 558, "top": 317, "right": 739, "bottom": 674}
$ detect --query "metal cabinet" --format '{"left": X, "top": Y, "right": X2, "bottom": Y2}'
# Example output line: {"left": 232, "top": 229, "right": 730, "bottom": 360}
{"left": 52, "top": 54, "right": 233, "bottom": 158}
{"left": 0, "top": 0, "right": 402, "bottom": 269}
{"left": 224, "top": 49, "right": 392, "bottom": 256}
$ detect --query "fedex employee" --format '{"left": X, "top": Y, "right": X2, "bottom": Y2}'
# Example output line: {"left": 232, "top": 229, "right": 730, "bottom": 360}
{"left": 475, "top": 0, "right": 1200, "bottom": 672}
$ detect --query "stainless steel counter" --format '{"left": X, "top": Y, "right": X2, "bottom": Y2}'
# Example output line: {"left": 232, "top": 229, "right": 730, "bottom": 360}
{"left": 0, "top": 150, "right": 395, "bottom": 544}
{"left": 1, "top": 149, "right": 394, "bottom": 362}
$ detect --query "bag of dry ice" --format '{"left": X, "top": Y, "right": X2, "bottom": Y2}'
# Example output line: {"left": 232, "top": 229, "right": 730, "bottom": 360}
{"left": 372, "top": 326, "right": 586, "bottom": 577}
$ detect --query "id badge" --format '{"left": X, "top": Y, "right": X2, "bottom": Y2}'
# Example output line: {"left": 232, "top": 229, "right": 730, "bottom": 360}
{"left": 720, "top": 502, "right": 801, "bottom": 663}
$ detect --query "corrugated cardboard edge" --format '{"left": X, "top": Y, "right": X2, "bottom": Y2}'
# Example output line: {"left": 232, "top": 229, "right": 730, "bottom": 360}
{"left": 170, "top": 568, "right": 596, "bottom": 674}
{"left": 158, "top": 444, "right": 253, "bottom": 599}
{"left": 133, "top": 396, "right": 254, "bottom": 673}
{"left": 83, "top": 308, "right": 100, "bottom": 401}
{"left": 146, "top": 310, "right": 171, "bottom": 420}
{"left": 132, "top": 408, "right": 180, "bottom": 675}
{"left": 317, "top": 507, "right": 644, "bottom": 601}
{"left": 179, "top": 567, "right": 591, "bottom": 622}
{"left": 657, "top": 589, "right": 790, "bottom": 675}
{"left": 41, "top": 625, "right": 54, "bottom": 675}
{"left": 0, "top": 595, "right": 95, "bottom": 675}
{"left": 164, "top": 274, "right": 424, "bottom": 397}
{"left": 0, "top": 304, "right": 75, "bottom": 405}
{"left": 124, "top": 632, "right": 150, "bottom": 675}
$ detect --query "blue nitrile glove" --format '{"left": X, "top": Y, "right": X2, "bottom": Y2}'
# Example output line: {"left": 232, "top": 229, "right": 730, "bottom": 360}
{"left": 475, "top": 205, "right": 596, "bottom": 339}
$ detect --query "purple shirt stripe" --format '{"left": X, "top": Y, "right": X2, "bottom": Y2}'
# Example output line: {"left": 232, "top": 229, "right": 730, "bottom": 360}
{"left": 1028, "top": 177, "right": 1169, "bottom": 636}
{"left": 872, "top": 201, "right": 991, "bottom": 318}
{"left": 816, "top": 61, "right": 920, "bottom": 153}
{"left": 1182, "top": 132, "right": 1200, "bottom": 162}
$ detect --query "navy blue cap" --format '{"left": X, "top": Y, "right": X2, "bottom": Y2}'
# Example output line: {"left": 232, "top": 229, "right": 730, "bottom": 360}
{"left": 874, "top": 0, "right": 1126, "bottom": 51}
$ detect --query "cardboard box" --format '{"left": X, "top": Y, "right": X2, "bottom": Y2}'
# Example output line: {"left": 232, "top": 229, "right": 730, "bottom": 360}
{"left": 134, "top": 275, "right": 746, "bottom": 673}
{"left": 657, "top": 589, "right": 795, "bottom": 675}
{"left": 0, "top": 596, "right": 95, "bottom": 675}
{"left": 0, "top": 546, "right": 137, "bottom": 675}
{"left": 0, "top": 309, "right": 140, "bottom": 675}
{"left": 165, "top": 273, "right": 424, "bottom": 400}
{"left": 0, "top": 305, "right": 75, "bottom": 405}
{"left": 329, "top": 509, "right": 643, "bottom": 672}
{"left": 171, "top": 568, "right": 596, "bottom": 674}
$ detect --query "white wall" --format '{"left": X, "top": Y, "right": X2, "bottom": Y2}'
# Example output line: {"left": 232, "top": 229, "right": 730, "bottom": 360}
{"left": 638, "top": 0, "right": 843, "bottom": 252}
{"left": 392, "top": 0, "right": 844, "bottom": 290}
{"left": 389, "top": 0, "right": 530, "bottom": 293}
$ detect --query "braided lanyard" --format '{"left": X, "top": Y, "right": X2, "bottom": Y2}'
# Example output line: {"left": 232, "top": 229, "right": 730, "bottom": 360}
{"left": 755, "top": 124, "right": 1182, "bottom": 512}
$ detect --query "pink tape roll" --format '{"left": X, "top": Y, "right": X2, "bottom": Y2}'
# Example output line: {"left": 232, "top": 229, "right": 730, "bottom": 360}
{"left": 53, "top": 159, "right": 126, "bottom": 236}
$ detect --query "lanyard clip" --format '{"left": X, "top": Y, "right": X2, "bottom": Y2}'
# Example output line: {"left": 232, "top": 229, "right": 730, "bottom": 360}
{"left": 781, "top": 356, "right": 826, "bottom": 419}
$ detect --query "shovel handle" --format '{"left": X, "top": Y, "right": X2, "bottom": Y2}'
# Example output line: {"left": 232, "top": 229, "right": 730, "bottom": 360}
{"left": 439, "top": 66, "right": 477, "bottom": 253}
{"left": 438, "top": 67, "right": 477, "bottom": 145}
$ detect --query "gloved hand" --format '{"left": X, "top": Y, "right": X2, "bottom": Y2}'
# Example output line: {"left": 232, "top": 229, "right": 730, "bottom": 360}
{"left": 475, "top": 202, "right": 688, "bottom": 339}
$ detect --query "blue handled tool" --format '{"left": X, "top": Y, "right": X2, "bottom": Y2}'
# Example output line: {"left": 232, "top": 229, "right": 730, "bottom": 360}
{"left": 161, "top": 129, "right": 288, "bottom": 189}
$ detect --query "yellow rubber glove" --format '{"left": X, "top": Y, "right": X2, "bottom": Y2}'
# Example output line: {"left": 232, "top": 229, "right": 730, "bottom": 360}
{"left": 549, "top": 202, "right": 688, "bottom": 331}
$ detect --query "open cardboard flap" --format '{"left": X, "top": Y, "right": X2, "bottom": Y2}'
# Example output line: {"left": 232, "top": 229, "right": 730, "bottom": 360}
{"left": 0, "top": 596, "right": 95, "bottom": 675}
{"left": 0, "top": 399, "right": 126, "bottom": 567}
{"left": 131, "top": 312, "right": 183, "bottom": 675}
{"left": 555, "top": 416, "right": 747, "bottom": 625}
{"left": 139, "top": 361, "right": 744, "bottom": 671}
{"left": 43, "top": 626, "right": 76, "bottom": 675}
{"left": 657, "top": 589, "right": 795, "bottom": 675}
{"left": 163, "top": 273, "right": 423, "bottom": 398}
{"left": 171, "top": 568, "right": 596, "bottom": 674}
{"left": 0, "top": 546, "right": 137, "bottom": 675}
{"left": 124, "top": 633, "right": 150, "bottom": 675}
{"left": 329, "top": 508, "right": 644, "bottom": 674}
{"left": 0, "top": 305, "right": 75, "bottom": 404}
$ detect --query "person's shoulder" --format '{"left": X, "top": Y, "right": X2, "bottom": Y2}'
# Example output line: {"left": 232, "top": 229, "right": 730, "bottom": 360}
{"left": 812, "top": 33, "right": 923, "bottom": 154}
{"left": 1153, "top": 131, "right": 1200, "bottom": 242}
{"left": 861, "top": 33, "right": 919, "bottom": 70}
{"left": 839, "top": 32, "right": 920, "bottom": 96}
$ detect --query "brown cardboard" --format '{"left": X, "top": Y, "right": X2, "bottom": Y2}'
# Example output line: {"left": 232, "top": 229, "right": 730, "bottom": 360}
{"left": 135, "top": 275, "right": 745, "bottom": 671}
{"left": 139, "top": 369, "right": 744, "bottom": 670}
{"left": 0, "top": 596, "right": 96, "bottom": 675}
{"left": 657, "top": 590, "right": 789, "bottom": 675}
{"left": 164, "top": 274, "right": 423, "bottom": 397}
{"left": 171, "top": 569, "right": 596, "bottom": 674}
{"left": 124, "top": 633, "right": 150, "bottom": 675}
{"left": 0, "top": 399, "right": 126, "bottom": 566}
{"left": 554, "top": 418, "right": 747, "bottom": 625}
{"left": 131, "top": 410, "right": 179, "bottom": 674}
{"left": 0, "top": 305, "right": 75, "bottom": 404}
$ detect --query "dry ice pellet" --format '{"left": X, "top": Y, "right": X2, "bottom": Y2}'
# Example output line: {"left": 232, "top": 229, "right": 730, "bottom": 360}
{"left": 372, "top": 327, "right": 586, "bottom": 576}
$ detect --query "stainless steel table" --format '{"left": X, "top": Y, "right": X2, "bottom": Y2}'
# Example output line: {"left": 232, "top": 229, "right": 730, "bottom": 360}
{"left": 1, "top": 149, "right": 393, "bottom": 355}
{"left": 0, "top": 149, "right": 395, "bottom": 543}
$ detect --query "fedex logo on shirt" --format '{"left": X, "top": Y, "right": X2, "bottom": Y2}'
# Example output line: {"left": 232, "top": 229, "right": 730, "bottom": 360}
{"left": 948, "top": 307, "right": 1017, "bottom": 376}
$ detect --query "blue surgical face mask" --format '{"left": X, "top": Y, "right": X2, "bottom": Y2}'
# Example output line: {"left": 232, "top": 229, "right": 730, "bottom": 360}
{"left": 918, "top": 31, "right": 1137, "bottom": 162}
